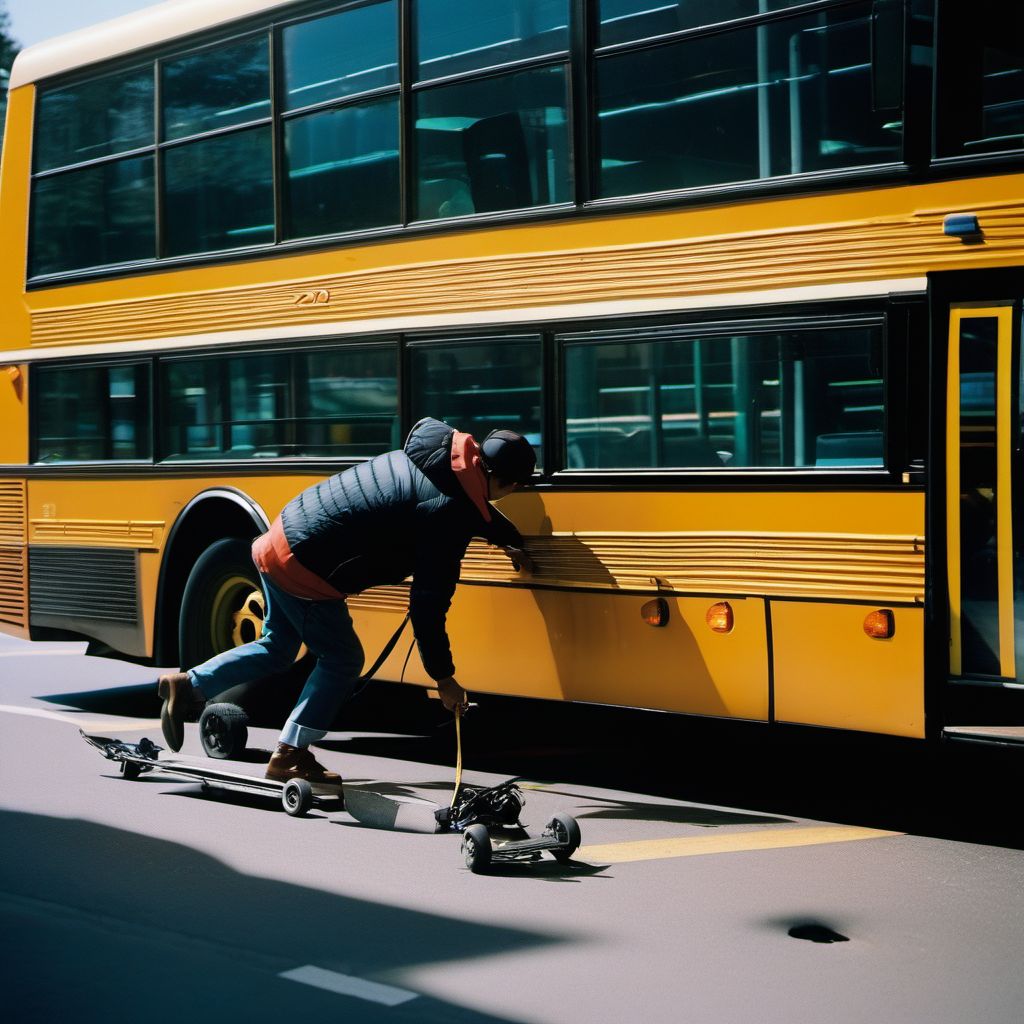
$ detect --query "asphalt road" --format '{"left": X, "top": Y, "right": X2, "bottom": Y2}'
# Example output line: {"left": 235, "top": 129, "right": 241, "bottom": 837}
{"left": 2, "top": 631, "right": 1023, "bottom": 1023}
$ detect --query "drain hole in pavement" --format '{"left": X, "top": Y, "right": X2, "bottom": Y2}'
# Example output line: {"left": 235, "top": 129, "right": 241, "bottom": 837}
{"left": 788, "top": 923, "right": 849, "bottom": 944}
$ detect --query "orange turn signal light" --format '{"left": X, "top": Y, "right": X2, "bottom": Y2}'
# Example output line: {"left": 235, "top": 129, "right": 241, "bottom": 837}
{"left": 706, "top": 602, "right": 733, "bottom": 634}
{"left": 641, "top": 597, "right": 669, "bottom": 627}
{"left": 864, "top": 609, "right": 895, "bottom": 639}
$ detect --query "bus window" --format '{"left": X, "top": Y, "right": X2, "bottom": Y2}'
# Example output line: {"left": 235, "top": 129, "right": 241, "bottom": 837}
{"left": 282, "top": 1, "right": 400, "bottom": 239}
{"left": 161, "top": 36, "right": 273, "bottom": 256}
{"left": 295, "top": 347, "right": 399, "bottom": 457}
{"left": 562, "top": 324, "right": 883, "bottom": 470}
{"left": 597, "top": 0, "right": 811, "bottom": 47}
{"left": 31, "top": 66, "right": 155, "bottom": 276}
{"left": 416, "top": 0, "right": 569, "bottom": 81}
{"left": 35, "top": 363, "right": 150, "bottom": 463}
{"left": 408, "top": 337, "right": 543, "bottom": 466}
{"left": 161, "top": 353, "right": 289, "bottom": 460}
{"left": 934, "top": 0, "right": 1023, "bottom": 157}
{"left": 595, "top": 1, "right": 902, "bottom": 199}
{"left": 415, "top": 66, "right": 571, "bottom": 219}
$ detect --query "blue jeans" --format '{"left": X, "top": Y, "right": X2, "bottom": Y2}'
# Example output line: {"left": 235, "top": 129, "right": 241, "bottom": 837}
{"left": 187, "top": 572, "right": 365, "bottom": 747}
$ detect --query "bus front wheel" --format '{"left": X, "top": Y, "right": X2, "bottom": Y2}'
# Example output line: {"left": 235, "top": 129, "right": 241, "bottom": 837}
{"left": 179, "top": 538, "right": 263, "bottom": 670}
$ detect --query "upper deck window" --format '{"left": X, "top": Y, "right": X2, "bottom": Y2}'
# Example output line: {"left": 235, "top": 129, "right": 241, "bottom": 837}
{"left": 281, "top": 0, "right": 401, "bottom": 239}
{"left": 595, "top": 1, "right": 903, "bottom": 199}
{"left": 413, "top": 0, "right": 572, "bottom": 221}
{"left": 597, "top": 0, "right": 812, "bottom": 47}
{"left": 934, "top": 0, "right": 1023, "bottom": 157}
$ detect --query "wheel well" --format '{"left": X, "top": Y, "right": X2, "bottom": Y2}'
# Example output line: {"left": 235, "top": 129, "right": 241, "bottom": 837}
{"left": 154, "top": 494, "right": 265, "bottom": 666}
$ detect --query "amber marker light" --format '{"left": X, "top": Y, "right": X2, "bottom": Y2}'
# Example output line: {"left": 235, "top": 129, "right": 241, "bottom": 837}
{"left": 864, "top": 609, "right": 895, "bottom": 639}
{"left": 641, "top": 597, "right": 669, "bottom": 627}
{"left": 706, "top": 602, "right": 733, "bottom": 633}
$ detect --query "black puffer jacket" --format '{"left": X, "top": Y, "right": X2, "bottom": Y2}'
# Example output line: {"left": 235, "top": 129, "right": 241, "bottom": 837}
{"left": 279, "top": 417, "right": 522, "bottom": 679}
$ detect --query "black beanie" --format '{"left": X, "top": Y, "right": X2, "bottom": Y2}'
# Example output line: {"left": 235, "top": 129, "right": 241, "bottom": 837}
{"left": 480, "top": 429, "right": 536, "bottom": 484}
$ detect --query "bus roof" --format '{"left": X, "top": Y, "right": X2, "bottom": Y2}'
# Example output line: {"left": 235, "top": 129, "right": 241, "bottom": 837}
{"left": 9, "top": 0, "right": 296, "bottom": 89}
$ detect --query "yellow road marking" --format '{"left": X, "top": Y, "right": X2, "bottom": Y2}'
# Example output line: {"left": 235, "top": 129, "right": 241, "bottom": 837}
{"left": 578, "top": 825, "right": 902, "bottom": 864}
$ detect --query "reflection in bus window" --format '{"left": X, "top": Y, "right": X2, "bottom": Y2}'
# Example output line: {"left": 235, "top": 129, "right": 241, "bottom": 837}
{"left": 416, "top": 0, "right": 569, "bottom": 80}
{"left": 563, "top": 325, "right": 883, "bottom": 469}
{"left": 160, "top": 347, "right": 398, "bottom": 461}
{"left": 282, "top": 1, "right": 398, "bottom": 110}
{"left": 596, "top": 2, "right": 901, "bottom": 198}
{"left": 296, "top": 347, "right": 399, "bottom": 457}
{"left": 597, "top": 0, "right": 810, "bottom": 47}
{"left": 934, "top": 0, "right": 1023, "bottom": 157}
{"left": 415, "top": 65, "right": 571, "bottom": 220}
{"left": 35, "top": 363, "right": 150, "bottom": 462}
{"left": 162, "top": 36, "right": 270, "bottom": 141}
{"left": 408, "top": 337, "right": 543, "bottom": 467}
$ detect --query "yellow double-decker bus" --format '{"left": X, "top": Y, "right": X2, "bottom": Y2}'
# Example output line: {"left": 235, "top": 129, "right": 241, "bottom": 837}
{"left": 0, "top": 0, "right": 1020, "bottom": 745}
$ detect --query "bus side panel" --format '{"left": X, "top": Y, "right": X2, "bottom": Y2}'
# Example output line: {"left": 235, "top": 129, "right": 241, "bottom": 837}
{"left": 430, "top": 586, "right": 770, "bottom": 719}
{"left": 0, "top": 364, "right": 27, "bottom": 463}
{"left": 772, "top": 602, "right": 925, "bottom": 738}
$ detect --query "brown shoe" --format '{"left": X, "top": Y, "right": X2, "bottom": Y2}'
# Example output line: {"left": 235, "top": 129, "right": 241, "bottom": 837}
{"left": 266, "top": 743, "right": 344, "bottom": 791}
{"left": 157, "top": 672, "right": 203, "bottom": 753}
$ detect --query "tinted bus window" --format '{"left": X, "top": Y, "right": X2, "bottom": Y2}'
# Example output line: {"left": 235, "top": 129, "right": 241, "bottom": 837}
{"left": 416, "top": 0, "right": 569, "bottom": 81}
{"left": 35, "top": 66, "right": 154, "bottom": 171}
{"left": 563, "top": 325, "right": 883, "bottom": 470}
{"left": 415, "top": 65, "right": 571, "bottom": 220}
{"left": 35, "top": 363, "right": 150, "bottom": 462}
{"left": 30, "top": 157, "right": 156, "bottom": 276}
{"left": 408, "top": 337, "right": 543, "bottom": 467}
{"left": 284, "top": 98, "right": 400, "bottom": 238}
{"left": 163, "top": 128, "right": 274, "bottom": 256}
{"left": 162, "top": 36, "right": 270, "bottom": 140}
{"left": 282, "top": 1, "right": 398, "bottom": 109}
{"left": 297, "top": 347, "right": 399, "bottom": 457}
{"left": 596, "top": 2, "right": 901, "bottom": 198}
{"left": 598, "top": 0, "right": 815, "bottom": 46}
{"left": 935, "top": 0, "right": 1023, "bottom": 157}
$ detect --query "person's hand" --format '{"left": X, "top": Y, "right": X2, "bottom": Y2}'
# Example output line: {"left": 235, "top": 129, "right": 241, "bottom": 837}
{"left": 503, "top": 545, "right": 535, "bottom": 574}
{"left": 436, "top": 676, "right": 469, "bottom": 714}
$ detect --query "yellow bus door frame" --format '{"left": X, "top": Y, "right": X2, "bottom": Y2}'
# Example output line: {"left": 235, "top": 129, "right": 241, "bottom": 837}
{"left": 945, "top": 301, "right": 1020, "bottom": 687}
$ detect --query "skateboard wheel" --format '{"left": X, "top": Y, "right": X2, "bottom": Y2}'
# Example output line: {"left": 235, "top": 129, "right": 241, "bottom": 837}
{"left": 462, "top": 823, "right": 492, "bottom": 873}
{"left": 199, "top": 703, "right": 249, "bottom": 759}
{"left": 550, "top": 813, "right": 581, "bottom": 863}
{"left": 282, "top": 779, "right": 314, "bottom": 817}
{"left": 121, "top": 761, "right": 143, "bottom": 781}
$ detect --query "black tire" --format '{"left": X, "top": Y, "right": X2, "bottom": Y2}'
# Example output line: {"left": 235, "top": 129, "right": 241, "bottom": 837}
{"left": 179, "top": 538, "right": 264, "bottom": 670}
{"left": 282, "top": 779, "right": 314, "bottom": 817}
{"left": 122, "top": 761, "right": 142, "bottom": 781}
{"left": 199, "top": 703, "right": 249, "bottom": 760}
{"left": 550, "top": 813, "right": 581, "bottom": 863}
{"left": 462, "top": 824, "right": 492, "bottom": 873}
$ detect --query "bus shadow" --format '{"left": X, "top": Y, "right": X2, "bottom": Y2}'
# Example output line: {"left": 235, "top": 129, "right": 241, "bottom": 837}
{"left": 1, "top": 808, "right": 554, "bottom": 1023}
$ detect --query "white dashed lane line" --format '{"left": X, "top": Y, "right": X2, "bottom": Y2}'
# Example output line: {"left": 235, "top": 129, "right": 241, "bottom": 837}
{"left": 279, "top": 965, "right": 419, "bottom": 1006}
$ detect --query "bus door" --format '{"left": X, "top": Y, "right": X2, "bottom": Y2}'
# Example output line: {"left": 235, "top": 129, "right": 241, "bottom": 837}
{"left": 943, "top": 292, "right": 1024, "bottom": 745}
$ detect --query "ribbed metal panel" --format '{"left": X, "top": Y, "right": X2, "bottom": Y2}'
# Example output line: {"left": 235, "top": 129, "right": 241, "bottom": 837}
{"left": 29, "top": 547, "right": 139, "bottom": 625}
{"left": 0, "top": 480, "right": 27, "bottom": 628}
{"left": 463, "top": 531, "right": 925, "bottom": 605}
{"left": 348, "top": 585, "right": 410, "bottom": 614}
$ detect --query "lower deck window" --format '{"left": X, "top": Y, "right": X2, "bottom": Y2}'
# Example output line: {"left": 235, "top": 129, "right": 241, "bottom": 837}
{"left": 562, "top": 324, "right": 883, "bottom": 470}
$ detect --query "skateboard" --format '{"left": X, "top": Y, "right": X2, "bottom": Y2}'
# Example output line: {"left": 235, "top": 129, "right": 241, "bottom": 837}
{"left": 80, "top": 732, "right": 342, "bottom": 816}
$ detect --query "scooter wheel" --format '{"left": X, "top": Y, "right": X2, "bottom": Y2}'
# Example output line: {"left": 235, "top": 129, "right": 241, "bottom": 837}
{"left": 550, "top": 813, "right": 581, "bottom": 863}
{"left": 282, "top": 779, "right": 314, "bottom": 817}
{"left": 199, "top": 703, "right": 249, "bottom": 759}
{"left": 462, "top": 824, "right": 492, "bottom": 873}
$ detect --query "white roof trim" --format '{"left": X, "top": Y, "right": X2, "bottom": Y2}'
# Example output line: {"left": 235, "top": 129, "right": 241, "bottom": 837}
{"left": 10, "top": 0, "right": 300, "bottom": 89}
{"left": 0, "top": 278, "right": 928, "bottom": 365}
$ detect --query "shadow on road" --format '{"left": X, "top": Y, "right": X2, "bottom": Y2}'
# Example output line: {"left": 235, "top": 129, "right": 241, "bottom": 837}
{"left": 0, "top": 809, "right": 554, "bottom": 1024}
{"left": 42, "top": 678, "right": 1024, "bottom": 849}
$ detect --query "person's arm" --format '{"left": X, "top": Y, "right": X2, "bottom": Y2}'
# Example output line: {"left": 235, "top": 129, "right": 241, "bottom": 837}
{"left": 408, "top": 524, "right": 468, "bottom": 688}
{"left": 479, "top": 506, "right": 534, "bottom": 573}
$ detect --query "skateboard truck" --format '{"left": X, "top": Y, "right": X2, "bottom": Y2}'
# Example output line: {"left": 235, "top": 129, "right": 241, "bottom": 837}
{"left": 460, "top": 812, "right": 582, "bottom": 874}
